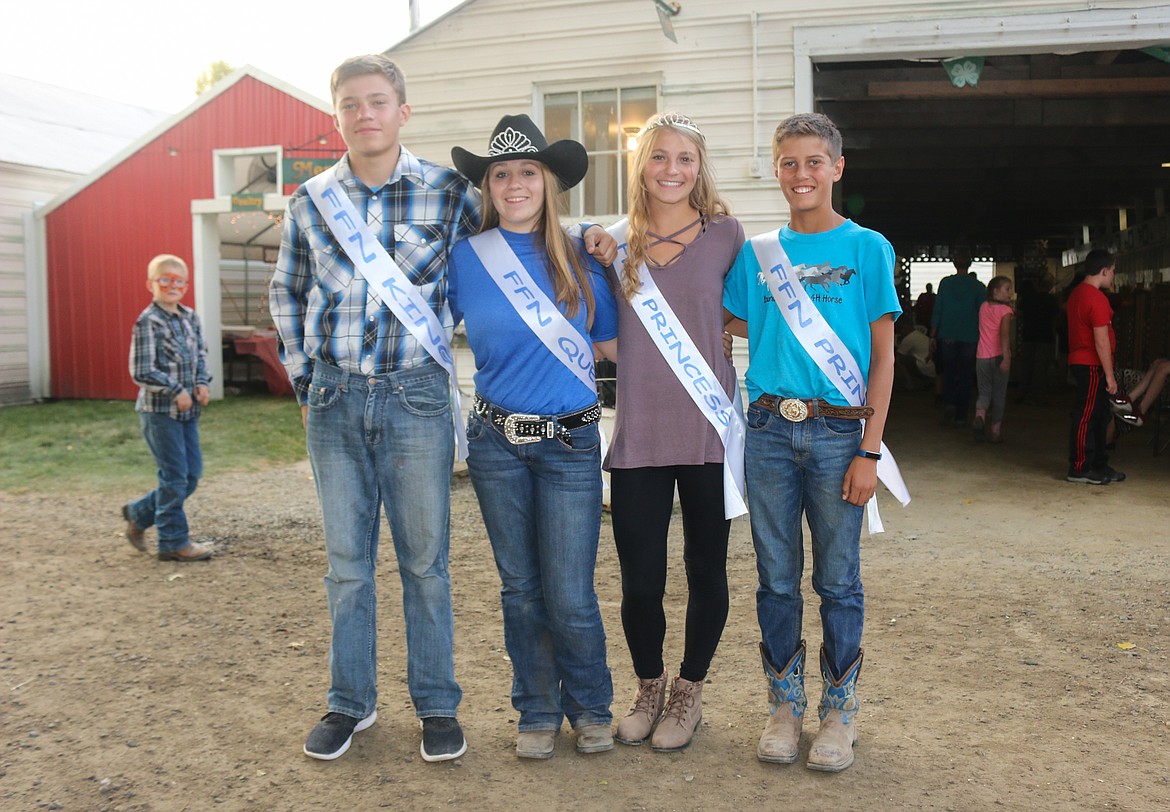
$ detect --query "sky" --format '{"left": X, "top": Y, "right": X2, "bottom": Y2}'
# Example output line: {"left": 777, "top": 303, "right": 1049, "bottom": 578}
{"left": 2, "top": 0, "right": 464, "bottom": 113}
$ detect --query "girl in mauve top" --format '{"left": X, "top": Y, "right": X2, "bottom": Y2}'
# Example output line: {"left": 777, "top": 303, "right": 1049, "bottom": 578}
{"left": 605, "top": 112, "right": 745, "bottom": 752}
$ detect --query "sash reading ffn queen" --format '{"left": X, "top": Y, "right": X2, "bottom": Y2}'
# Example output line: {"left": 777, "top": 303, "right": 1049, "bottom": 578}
{"left": 305, "top": 165, "right": 467, "bottom": 461}
{"left": 749, "top": 230, "right": 910, "bottom": 533}
{"left": 466, "top": 229, "right": 599, "bottom": 395}
{"left": 609, "top": 219, "right": 747, "bottom": 520}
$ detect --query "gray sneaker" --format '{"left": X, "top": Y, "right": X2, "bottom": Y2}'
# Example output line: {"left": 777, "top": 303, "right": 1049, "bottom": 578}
{"left": 420, "top": 717, "right": 467, "bottom": 762}
{"left": 304, "top": 710, "right": 377, "bottom": 760}
{"left": 1067, "top": 468, "right": 1110, "bottom": 485}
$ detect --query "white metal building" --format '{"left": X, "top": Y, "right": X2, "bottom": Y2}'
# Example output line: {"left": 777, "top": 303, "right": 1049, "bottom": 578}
{"left": 0, "top": 74, "right": 165, "bottom": 404}
{"left": 386, "top": 1, "right": 1170, "bottom": 275}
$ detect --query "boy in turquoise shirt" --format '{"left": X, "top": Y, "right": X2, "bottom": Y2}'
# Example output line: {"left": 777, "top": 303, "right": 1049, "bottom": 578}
{"left": 723, "top": 113, "right": 900, "bottom": 772}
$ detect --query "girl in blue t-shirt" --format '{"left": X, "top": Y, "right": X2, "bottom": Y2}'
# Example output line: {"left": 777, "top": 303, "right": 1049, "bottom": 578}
{"left": 448, "top": 114, "right": 618, "bottom": 760}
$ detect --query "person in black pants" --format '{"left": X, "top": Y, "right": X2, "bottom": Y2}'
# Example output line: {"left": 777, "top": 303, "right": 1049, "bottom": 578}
{"left": 603, "top": 111, "right": 745, "bottom": 753}
{"left": 1015, "top": 276, "right": 1059, "bottom": 405}
{"left": 930, "top": 251, "right": 985, "bottom": 426}
{"left": 1065, "top": 249, "right": 1124, "bottom": 484}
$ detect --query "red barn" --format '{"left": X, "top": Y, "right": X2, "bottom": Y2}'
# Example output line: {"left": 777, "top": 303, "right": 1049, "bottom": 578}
{"left": 33, "top": 66, "right": 344, "bottom": 400}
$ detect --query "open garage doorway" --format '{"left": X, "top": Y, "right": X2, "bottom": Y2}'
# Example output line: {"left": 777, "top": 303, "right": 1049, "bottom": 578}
{"left": 814, "top": 49, "right": 1168, "bottom": 274}
{"left": 193, "top": 205, "right": 288, "bottom": 400}
{"left": 795, "top": 6, "right": 1170, "bottom": 368}
{"left": 191, "top": 145, "right": 292, "bottom": 399}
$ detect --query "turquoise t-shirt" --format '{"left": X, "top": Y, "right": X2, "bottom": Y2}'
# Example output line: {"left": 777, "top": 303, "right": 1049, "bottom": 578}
{"left": 722, "top": 219, "right": 901, "bottom": 405}
{"left": 931, "top": 271, "right": 986, "bottom": 343}
{"left": 448, "top": 227, "right": 618, "bottom": 415}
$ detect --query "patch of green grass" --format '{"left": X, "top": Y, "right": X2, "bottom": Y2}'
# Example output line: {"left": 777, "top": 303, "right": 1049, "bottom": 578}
{"left": 0, "top": 395, "right": 306, "bottom": 495}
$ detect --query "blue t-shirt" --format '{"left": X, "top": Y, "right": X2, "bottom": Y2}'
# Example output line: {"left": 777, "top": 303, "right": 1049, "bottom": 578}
{"left": 448, "top": 227, "right": 618, "bottom": 415}
{"left": 931, "top": 271, "right": 986, "bottom": 343}
{"left": 722, "top": 219, "right": 901, "bottom": 405}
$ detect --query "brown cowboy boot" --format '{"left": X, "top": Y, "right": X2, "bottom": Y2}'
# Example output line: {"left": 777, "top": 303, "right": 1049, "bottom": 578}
{"left": 807, "top": 645, "right": 864, "bottom": 772}
{"left": 757, "top": 641, "right": 807, "bottom": 764}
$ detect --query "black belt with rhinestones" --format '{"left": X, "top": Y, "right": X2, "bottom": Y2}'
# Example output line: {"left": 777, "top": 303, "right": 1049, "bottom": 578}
{"left": 473, "top": 393, "right": 601, "bottom": 447}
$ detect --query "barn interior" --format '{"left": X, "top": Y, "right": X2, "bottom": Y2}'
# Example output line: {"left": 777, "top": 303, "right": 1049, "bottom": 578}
{"left": 817, "top": 46, "right": 1170, "bottom": 366}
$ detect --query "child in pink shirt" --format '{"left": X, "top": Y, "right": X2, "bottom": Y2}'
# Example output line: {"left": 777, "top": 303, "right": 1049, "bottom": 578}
{"left": 974, "top": 277, "right": 1014, "bottom": 441}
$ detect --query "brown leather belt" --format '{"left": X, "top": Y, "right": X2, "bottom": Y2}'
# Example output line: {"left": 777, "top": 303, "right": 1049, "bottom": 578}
{"left": 754, "top": 394, "right": 873, "bottom": 422}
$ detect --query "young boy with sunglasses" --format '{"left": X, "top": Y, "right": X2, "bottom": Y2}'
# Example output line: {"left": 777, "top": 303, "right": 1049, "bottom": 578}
{"left": 122, "top": 253, "right": 213, "bottom": 562}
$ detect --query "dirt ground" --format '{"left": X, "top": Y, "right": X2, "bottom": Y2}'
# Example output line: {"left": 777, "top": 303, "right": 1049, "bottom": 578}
{"left": 2, "top": 387, "right": 1168, "bottom": 812}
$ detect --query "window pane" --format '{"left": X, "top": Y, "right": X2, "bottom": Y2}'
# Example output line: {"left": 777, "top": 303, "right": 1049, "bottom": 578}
{"left": 582, "top": 90, "right": 617, "bottom": 152}
{"left": 621, "top": 87, "right": 657, "bottom": 133}
{"left": 584, "top": 154, "right": 618, "bottom": 216}
{"left": 544, "top": 92, "right": 577, "bottom": 142}
{"left": 543, "top": 85, "right": 658, "bottom": 217}
{"left": 619, "top": 87, "right": 657, "bottom": 212}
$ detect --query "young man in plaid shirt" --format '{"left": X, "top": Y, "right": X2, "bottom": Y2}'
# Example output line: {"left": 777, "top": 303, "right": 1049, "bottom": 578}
{"left": 271, "top": 54, "right": 614, "bottom": 763}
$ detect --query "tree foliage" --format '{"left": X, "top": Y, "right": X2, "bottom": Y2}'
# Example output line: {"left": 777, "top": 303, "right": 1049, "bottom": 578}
{"left": 195, "top": 61, "right": 236, "bottom": 96}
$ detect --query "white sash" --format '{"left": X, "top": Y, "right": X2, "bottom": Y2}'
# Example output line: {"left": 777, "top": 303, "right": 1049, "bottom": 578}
{"left": 305, "top": 165, "right": 467, "bottom": 461}
{"left": 749, "top": 230, "right": 910, "bottom": 532}
{"left": 467, "top": 230, "right": 598, "bottom": 394}
{"left": 609, "top": 219, "right": 747, "bottom": 519}
{"left": 466, "top": 229, "right": 609, "bottom": 475}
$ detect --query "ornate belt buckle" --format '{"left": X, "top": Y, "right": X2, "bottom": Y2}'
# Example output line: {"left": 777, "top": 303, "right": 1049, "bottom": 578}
{"left": 503, "top": 413, "right": 546, "bottom": 445}
{"left": 778, "top": 398, "right": 809, "bottom": 422}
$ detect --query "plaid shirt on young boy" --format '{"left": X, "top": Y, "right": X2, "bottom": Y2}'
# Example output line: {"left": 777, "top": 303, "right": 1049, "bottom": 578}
{"left": 129, "top": 302, "right": 210, "bottom": 421}
{"left": 269, "top": 149, "right": 481, "bottom": 404}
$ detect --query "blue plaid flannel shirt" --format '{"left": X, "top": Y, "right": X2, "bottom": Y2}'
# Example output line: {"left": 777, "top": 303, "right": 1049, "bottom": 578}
{"left": 269, "top": 149, "right": 481, "bottom": 404}
{"left": 129, "top": 302, "right": 210, "bottom": 420}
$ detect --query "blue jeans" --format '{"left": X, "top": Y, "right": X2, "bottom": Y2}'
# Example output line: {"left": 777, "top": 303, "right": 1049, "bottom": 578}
{"left": 306, "top": 362, "right": 458, "bottom": 720}
{"left": 745, "top": 403, "right": 865, "bottom": 679}
{"left": 128, "top": 412, "right": 202, "bottom": 552}
{"left": 938, "top": 339, "right": 977, "bottom": 422}
{"left": 465, "top": 408, "right": 613, "bottom": 732}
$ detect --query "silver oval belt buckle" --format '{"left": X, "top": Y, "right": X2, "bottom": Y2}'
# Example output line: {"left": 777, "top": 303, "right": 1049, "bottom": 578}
{"left": 503, "top": 413, "right": 547, "bottom": 444}
{"left": 778, "top": 398, "right": 809, "bottom": 422}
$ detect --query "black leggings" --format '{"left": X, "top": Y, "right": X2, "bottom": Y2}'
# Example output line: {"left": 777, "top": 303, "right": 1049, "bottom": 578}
{"left": 609, "top": 464, "right": 731, "bottom": 683}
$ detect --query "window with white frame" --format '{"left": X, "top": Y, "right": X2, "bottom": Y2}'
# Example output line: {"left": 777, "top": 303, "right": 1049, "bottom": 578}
{"left": 212, "top": 146, "right": 282, "bottom": 198}
{"left": 542, "top": 85, "right": 658, "bottom": 219}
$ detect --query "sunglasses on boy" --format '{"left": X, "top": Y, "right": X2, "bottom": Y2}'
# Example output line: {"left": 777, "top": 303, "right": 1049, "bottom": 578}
{"left": 154, "top": 276, "right": 188, "bottom": 289}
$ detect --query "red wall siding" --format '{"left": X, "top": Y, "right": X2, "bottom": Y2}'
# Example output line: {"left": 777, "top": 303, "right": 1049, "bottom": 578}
{"left": 45, "top": 76, "right": 344, "bottom": 399}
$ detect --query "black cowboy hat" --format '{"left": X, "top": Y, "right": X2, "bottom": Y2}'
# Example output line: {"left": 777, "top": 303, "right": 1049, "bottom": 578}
{"left": 452, "top": 114, "right": 588, "bottom": 191}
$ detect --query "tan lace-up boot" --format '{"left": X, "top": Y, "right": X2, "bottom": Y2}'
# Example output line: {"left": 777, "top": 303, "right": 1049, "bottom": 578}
{"left": 614, "top": 670, "right": 667, "bottom": 745}
{"left": 757, "top": 641, "right": 807, "bottom": 764}
{"left": 650, "top": 676, "right": 703, "bottom": 752}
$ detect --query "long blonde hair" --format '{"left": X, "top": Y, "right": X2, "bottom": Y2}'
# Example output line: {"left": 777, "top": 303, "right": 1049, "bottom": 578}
{"left": 621, "top": 113, "right": 730, "bottom": 302}
{"left": 479, "top": 163, "right": 596, "bottom": 328}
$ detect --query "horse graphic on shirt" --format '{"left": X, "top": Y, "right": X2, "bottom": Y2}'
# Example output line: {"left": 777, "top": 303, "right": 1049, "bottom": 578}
{"left": 795, "top": 263, "right": 857, "bottom": 291}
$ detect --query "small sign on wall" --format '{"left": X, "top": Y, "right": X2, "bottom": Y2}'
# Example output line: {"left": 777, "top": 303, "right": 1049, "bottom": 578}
{"left": 282, "top": 157, "right": 338, "bottom": 185}
{"left": 231, "top": 194, "right": 265, "bottom": 211}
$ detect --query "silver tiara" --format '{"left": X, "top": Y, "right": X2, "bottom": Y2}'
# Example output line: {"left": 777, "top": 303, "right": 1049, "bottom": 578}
{"left": 488, "top": 127, "right": 538, "bottom": 156}
{"left": 638, "top": 112, "right": 704, "bottom": 141}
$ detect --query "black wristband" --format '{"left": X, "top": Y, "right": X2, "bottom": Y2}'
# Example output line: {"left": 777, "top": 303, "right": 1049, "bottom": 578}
{"left": 856, "top": 450, "right": 882, "bottom": 461}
